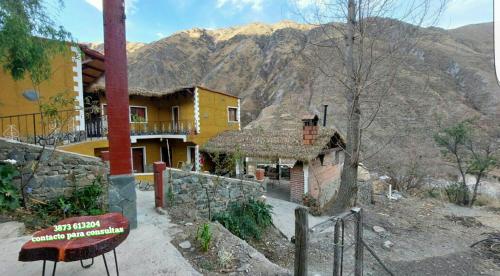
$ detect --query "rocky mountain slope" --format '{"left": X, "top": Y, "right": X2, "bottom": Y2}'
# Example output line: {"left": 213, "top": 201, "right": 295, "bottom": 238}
{"left": 89, "top": 21, "right": 499, "bottom": 176}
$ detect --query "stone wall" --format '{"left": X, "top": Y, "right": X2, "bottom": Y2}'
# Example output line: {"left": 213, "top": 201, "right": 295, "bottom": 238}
{"left": 163, "top": 168, "right": 265, "bottom": 217}
{"left": 0, "top": 138, "right": 108, "bottom": 202}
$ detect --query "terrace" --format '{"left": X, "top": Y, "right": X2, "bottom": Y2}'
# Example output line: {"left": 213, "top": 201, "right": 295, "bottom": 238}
{"left": 0, "top": 109, "right": 194, "bottom": 145}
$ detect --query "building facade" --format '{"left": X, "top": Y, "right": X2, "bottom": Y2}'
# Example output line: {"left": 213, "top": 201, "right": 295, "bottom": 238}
{"left": 0, "top": 45, "right": 241, "bottom": 175}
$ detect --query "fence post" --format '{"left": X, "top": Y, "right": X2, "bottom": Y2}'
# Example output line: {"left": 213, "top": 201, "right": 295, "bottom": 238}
{"left": 294, "top": 207, "right": 308, "bottom": 276}
{"left": 353, "top": 207, "right": 364, "bottom": 276}
{"left": 153, "top": 162, "right": 166, "bottom": 208}
{"left": 333, "top": 220, "right": 341, "bottom": 276}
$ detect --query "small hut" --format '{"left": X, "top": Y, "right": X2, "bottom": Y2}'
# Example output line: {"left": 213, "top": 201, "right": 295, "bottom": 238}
{"left": 202, "top": 115, "right": 346, "bottom": 206}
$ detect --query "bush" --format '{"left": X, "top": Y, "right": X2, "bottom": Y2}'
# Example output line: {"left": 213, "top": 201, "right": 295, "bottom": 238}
{"left": 303, "top": 193, "right": 321, "bottom": 215}
{"left": 197, "top": 223, "right": 212, "bottom": 252}
{"left": 27, "top": 177, "right": 105, "bottom": 228}
{"left": 0, "top": 164, "right": 20, "bottom": 211}
{"left": 213, "top": 198, "right": 272, "bottom": 241}
{"left": 445, "top": 182, "right": 469, "bottom": 205}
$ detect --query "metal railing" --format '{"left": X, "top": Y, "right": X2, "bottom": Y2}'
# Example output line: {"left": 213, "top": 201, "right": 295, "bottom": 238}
{"left": 129, "top": 120, "right": 195, "bottom": 136}
{"left": 0, "top": 109, "right": 195, "bottom": 146}
{"left": 0, "top": 109, "right": 86, "bottom": 146}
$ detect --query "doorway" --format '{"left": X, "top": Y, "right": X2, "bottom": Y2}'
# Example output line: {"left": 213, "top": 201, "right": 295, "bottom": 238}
{"left": 132, "top": 147, "right": 145, "bottom": 173}
{"left": 161, "top": 146, "right": 172, "bottom": 167}
{"left": 187, "top": 146, "right": 196, "bottom": 171}
{"left": 172, "top": 106, "right": 179, "bottom": 131}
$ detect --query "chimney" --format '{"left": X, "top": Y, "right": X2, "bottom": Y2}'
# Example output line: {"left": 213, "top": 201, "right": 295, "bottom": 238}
{"left": 302, "top": 114, "right": 319, "bottom": 145}
{"left": 323, "top": 105, "right": 328, "bottom": 127}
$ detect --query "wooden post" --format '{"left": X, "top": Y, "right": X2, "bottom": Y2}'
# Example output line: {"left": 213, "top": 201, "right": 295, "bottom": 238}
{"left": 153, "top": 162, "right": 166, "bottom": 208}
{"left": 332, "top": 220, "right": 341, "bottom": 276}
{"left": 103, "top": 0, "right": 132, "bottom": 175}
{"left": 294, "top": 207, "right": 308, "bottom": 276}
{"left": 354, "top": 208, "right": 364, "bottom": 276}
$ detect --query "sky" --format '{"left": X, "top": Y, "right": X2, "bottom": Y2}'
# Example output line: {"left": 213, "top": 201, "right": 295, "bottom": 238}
{"left": 46, "top": 0, "right": 494, "bottom": 43}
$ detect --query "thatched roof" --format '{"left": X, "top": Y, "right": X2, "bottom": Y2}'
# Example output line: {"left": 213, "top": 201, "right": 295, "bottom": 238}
{"left": 201, "top": 127, "right": 345, "bottom": 162}
{"left": 86, "top": 76, "right": 238, "bottom": 98}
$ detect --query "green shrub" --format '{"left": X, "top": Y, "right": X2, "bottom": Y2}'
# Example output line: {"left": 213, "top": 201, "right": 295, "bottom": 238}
{"left": 28, "top": 177, "right": 105, "bottom": 228}
{"left": 426, "top": 187, "right": 441, "bottom": 199}
{"left": 213, "top": 198, "right": 272, "bottom": 241}
{"left": 0, "top": 164, "right": 20, "bottom": 211}
{"left": 445, "top": 182, "right": 469, "bottom": 205}
{"left": 197, "top": 223, "right": 212, "bottom": 252}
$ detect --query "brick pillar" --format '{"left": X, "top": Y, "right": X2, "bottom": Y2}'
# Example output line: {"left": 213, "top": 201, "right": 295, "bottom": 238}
{"left": 290, "top": 162, "right": 305, "bottom": 203}
{"left": 303, "top": 125, "right": 319, "bottom": 145}
{"left": 153, "top": 162, "right": 166, "bottom": 208}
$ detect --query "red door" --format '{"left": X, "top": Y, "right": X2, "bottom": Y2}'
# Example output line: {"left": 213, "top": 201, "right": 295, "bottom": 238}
{"left": 132, "top": 148, "right": 144, "bottom": 173}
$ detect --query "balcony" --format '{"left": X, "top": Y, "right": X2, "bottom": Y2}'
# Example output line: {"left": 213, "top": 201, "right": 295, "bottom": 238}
{"left": 86, "top": 116, "right": 194, "bottom": 140}
{"left": 0, "top": 109, "right": 195, "bottom": 146}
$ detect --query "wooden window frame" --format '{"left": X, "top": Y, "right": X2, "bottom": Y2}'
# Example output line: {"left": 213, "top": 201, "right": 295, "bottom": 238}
{"left": 129, "top": 105, "right": 148, "bottom": 123}
{"left": 227, "top": 106, "right": 238, "bottom": 123}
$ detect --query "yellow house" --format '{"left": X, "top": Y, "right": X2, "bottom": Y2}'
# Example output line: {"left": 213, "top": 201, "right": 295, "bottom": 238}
{"left": 0, "top": 44, "right": 104, "bottom": 143}
{"left": 0, "top": 45, "right": 240, "bottom": 176}
{"left": 59, "top": 78, "right": 241, "bottom": 173}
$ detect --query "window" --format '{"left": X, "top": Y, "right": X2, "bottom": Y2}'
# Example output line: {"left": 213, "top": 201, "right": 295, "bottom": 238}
{"left": 228, "top": 107, "right": 238, "bottom": 122}
{"left": 130, "top": 106, "right": 147, "bottom": 122}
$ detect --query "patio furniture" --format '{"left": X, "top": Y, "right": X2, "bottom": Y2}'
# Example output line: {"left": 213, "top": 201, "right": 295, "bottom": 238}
{"left": 19, "top": 213, "right": 129, "bottom": 276}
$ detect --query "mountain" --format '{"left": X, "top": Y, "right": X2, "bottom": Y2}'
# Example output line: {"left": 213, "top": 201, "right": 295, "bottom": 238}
{"left": 96, "top": 21, "right": 500, "bottom": 176}
{"left": 85, "top": 41, "right": 146, "bottom": 54}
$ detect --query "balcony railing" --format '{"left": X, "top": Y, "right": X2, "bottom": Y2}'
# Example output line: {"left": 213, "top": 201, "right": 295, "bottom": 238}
{"left": 130, "top": 120, "right": 194, "bottom": 136}
{"left": 86, "top": 116, "right": 195, "bottom": 138}
{"left": 0, "top": 109, "right": 86, "bottom": 146}
{"left": 1, "top": 109, "right": 195, "bottom": 146}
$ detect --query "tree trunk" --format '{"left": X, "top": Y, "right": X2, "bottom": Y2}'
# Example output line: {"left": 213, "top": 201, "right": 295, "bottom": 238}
{"left": 469, "top": 174, "right": 482, "bottom": 207}
{"left": 330, "top": 0, "right": 360, "bottom": 214}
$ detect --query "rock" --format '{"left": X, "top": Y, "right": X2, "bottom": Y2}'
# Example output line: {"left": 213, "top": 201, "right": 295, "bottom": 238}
{"left": 248, "top": 251, "right": 259, "bottom": 259}
{"left": 185, "top": 222, "right": 193, "bottom": 226}
{"left": 237, "top": 263, "right": 250, "bottom": 272}
{"left": 0, "top": 221, "right": 25, "bottom": 239}
{"left": 179, "top": 241, "right": 191, "bottom": 249}
{"left": 382, "top": 240, "right": 394, "bottom": 250}
{"left": 372, "top": 226, "right": 386, "bottom": 234}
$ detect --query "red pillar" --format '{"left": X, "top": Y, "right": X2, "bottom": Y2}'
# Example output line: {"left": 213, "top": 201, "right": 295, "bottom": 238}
{"left": 103, "top": 0, "right": 132, "bottom": 175}
{"left": 153, "top": 162, "right": 166, "bottom": 208}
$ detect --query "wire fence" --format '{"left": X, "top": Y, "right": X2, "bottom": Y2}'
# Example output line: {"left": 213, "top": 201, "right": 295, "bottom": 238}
{"left": 295, "top": 207, "right": 394, "bottom": 276}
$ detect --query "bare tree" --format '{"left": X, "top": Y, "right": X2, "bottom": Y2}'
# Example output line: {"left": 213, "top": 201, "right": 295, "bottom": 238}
{"left": 293, "top": 0, "right": 446, "bottom": 213}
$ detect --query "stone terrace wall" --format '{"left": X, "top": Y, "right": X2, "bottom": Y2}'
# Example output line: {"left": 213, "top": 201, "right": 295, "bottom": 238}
{"left": 0, "top": 138, "right": 108, "bottom": 201}
{"left": 163, "top": 168, "right": 266, "bottom": 217}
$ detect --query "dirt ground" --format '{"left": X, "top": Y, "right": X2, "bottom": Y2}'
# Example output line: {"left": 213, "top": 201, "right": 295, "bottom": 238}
{"left": 168, "top": 206, "right": 291, "bottom": 275}
{"left": 167, "top": 193, "right": 500, "bottom": 275}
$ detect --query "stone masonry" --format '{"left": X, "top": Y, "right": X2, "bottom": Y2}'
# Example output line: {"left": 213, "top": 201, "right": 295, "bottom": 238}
{"left": 163, "top": 168, "right": 266, "bottom": 218}
{"left": 0, "top": 138, "right": 108, "bottom": 201}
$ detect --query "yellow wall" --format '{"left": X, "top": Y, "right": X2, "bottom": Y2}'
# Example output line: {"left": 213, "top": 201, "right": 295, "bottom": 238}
{"left": 59, "top": 139, "right": 108, "bottom": 156}
{"left": 192, "top": 87, "right": 240, "bottom": 145}
{"left": 0, "top": 47, "right": 77, "bottom": 137}
{"left": 62, "top": 86, "right": 240, "bottom": 172}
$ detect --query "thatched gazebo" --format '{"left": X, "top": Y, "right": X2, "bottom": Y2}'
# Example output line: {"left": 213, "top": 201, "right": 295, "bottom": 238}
{"left": 202, "top": 118, "right": 346, "bottom": 205}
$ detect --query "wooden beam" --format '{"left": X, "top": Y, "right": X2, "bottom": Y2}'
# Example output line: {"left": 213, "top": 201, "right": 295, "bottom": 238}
{"left": 83, "top": 62, "right": 105, "bottom": 73}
